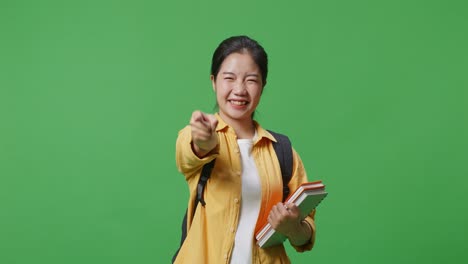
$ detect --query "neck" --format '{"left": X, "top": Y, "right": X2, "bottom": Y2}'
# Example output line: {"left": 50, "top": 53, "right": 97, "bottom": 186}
{"left": 219, "top": 113, "right": 256, "bottom": 139}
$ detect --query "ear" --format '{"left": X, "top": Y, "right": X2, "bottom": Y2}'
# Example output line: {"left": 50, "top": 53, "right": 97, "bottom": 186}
{"left": 210, "top": 75, "right": 216, "bottom": 92}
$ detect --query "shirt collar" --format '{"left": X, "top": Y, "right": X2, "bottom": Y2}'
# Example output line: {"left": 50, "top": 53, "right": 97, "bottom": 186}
{"left": 214, "top": 113, "right": 277, "bottom": 143}
{"left": 254, "top": 122, "right": 277, "bottom": 144}
{"left": 214, "top": 113, "right": 229, "bottom": 132}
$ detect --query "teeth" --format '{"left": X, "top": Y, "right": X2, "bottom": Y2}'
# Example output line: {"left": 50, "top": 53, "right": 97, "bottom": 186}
{"left": 230, "top": 100, "right": 247, "bottom": 106}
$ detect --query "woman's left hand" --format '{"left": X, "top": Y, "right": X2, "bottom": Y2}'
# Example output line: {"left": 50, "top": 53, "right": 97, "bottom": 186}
{"left": 267, "top": 203, "right": 311, "bottom": 246}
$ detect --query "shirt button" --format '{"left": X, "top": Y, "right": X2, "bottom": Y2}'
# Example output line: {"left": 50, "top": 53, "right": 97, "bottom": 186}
{"left": 230, "top": 227, "right": 235, "bottom": 233}
{"left": 224, "top": 253, "right": 228, "bottom": 260}
{"left": 234, "top": 198, "right": 239, "bottom": 203}
{"left": 235, "top": 148, "right": 239, "bottom": 153}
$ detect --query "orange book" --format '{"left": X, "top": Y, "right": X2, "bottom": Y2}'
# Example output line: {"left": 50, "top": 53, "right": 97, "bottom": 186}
{"left": 255, "top": 181, "right": 328, "bottom": 248}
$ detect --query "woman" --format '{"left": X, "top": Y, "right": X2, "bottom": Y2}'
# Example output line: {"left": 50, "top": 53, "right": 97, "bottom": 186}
{"left": 174, "top": 36, "right": 316, "bottom": 264}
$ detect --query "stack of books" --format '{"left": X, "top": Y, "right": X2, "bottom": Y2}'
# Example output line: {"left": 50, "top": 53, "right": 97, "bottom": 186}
{"left": 255, "top": 180, "right": 328, "bottom": 248}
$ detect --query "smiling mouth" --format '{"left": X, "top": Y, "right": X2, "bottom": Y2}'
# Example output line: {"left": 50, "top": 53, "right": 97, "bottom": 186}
{"left": 229, "top": 100, "right": 248, "bottom": 106}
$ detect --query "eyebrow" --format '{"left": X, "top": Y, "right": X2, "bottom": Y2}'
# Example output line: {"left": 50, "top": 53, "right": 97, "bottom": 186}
{"left": 246, "top": 73, "right": 259, "bottom": 78}
{"left": 221, "top": 72, "right": 259, "bottom": 78}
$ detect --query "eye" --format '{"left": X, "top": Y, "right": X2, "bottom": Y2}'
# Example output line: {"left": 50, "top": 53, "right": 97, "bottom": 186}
{"left": 247, "top": 79, "right": 258, "bottom": 83}
{"left": 224, "top": 77, "right": 234, "bottom": 80}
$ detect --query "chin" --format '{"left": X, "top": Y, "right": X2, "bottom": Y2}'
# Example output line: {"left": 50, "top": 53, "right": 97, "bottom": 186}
{"left": 231, "top": 112, "right": 254, "bottom": 121}
{"left": 221, "top": 109, "right": 252, "bottom": 121}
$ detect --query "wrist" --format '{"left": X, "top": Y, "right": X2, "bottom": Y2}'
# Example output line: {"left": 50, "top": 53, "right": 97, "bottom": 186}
{"left": 287, "top": 220, "right": 312, "bottom": 246}
{"left": 192, "top": 139, "right": 219, "bottom": 158}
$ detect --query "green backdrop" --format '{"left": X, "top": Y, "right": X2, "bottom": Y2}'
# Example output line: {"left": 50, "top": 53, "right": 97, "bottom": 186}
{"left": 1, "top": 0, "right": 467, "bottom": 263}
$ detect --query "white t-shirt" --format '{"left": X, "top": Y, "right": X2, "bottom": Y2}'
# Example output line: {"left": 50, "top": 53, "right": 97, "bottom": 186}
{"left": 230, "top": 134, "right": 262, "bottom": 264}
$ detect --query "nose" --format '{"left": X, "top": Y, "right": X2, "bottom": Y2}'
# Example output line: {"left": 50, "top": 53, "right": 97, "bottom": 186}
{"left": 233, "top": 81, "right": 247, "bottom": 95}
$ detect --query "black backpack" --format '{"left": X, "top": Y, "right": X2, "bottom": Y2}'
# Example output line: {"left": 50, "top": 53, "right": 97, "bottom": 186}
{"left": 172, "top": 130, "right": 293, "bottom": 263}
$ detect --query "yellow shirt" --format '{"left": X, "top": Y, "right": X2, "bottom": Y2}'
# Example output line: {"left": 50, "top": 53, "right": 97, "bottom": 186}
{"left": 174, "top": 114, "right": 316, "bottom": 264}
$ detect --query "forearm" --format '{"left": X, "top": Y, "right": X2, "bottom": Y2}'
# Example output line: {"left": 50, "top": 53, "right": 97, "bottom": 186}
{"left": 286, "top": 220, "right": 313, "bottom": 247}
{"left": 191, "top": 140, "right": 218, "bottom": 158}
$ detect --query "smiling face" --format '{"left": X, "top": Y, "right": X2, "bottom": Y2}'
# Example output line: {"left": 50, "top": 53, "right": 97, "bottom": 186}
{"left": 211, "top": 52, "right": 264, "bottom": 126}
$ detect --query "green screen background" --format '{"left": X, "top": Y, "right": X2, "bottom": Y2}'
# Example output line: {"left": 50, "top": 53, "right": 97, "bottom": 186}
{"left": 1, "top": 0, "right": 467, "bottom": 263}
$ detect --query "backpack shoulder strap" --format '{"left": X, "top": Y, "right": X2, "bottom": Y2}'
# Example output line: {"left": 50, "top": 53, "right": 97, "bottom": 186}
{"left": 267, "top": 130, "right": 294, "bottom": 201}
{"left": 196, "top": 159, "right": 216, "bottom": 207}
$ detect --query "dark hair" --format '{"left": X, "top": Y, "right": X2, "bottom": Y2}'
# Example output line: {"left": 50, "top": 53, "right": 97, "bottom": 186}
{"left": 211, "top": 35, "right": 268, "bottom": 86}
